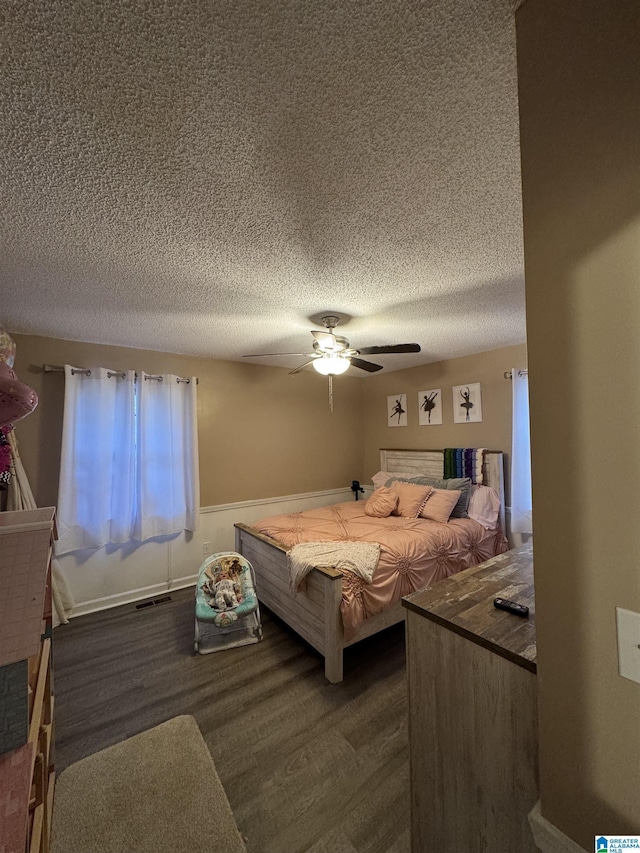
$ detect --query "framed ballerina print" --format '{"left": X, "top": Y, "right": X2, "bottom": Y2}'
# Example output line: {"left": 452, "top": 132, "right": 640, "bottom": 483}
{"left": 418, "top": 389, "right": 442, "bottom": 425}
{"left": 452, "top": 383, "right": 482, "bottom": 423}
{"left": 387, "top": 394, "right": 407, "bottom": 427}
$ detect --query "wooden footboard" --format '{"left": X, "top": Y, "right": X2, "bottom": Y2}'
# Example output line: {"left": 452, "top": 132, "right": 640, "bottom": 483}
{"left": 234, "top": 522, "right": 404, "bottom": 683}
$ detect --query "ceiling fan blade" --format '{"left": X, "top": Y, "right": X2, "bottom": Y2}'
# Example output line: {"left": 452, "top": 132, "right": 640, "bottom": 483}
{"left": 289, "top": 360, "right": 317, "bottom": 375}
{"left": 243, "top": 352, "right": 311, "bottom": 357}
{"left": 349, "top": 357, "right": 384, "bottom": 373}
{"left": 311, "top": 330, "right": 338, "bottom": 351}
{"left": 357, "top": 344, "right": 421, "bottom": 355}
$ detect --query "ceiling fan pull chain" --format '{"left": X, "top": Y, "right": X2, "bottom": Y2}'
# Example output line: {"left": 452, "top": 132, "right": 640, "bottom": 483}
{"left": 329, "top": 374, "right": 333, "bottom": 414}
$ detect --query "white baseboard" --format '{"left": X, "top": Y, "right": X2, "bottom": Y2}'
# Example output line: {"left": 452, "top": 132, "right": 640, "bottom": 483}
{"left": 529, "top": 802, "right": 589, "bottom": 853}
{"left": 70, "top": 575, "right": 198, "bottom": 618}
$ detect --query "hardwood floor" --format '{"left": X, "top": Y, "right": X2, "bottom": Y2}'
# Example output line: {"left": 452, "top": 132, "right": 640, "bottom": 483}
{"left": 53, "top": 588, "right": 410, "bottom": 853}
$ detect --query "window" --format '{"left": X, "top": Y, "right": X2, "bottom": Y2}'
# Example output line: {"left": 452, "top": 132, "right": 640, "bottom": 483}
{"left": 56, "top": 366, "right": 199, "bottom": 555}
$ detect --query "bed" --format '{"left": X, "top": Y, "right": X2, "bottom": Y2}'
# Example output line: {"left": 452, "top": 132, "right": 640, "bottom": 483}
{"left": 234, "top": 449, "right": 508, "bottom": 682}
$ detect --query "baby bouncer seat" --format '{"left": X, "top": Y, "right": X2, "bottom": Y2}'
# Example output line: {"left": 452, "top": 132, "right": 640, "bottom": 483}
{"left": 194, "top": 551, "right": 263, "bottom": 654}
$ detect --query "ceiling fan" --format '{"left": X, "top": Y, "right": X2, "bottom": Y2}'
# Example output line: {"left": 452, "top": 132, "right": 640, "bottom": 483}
{"left": 243, "top": 315, "right": 421, "bottom": 411}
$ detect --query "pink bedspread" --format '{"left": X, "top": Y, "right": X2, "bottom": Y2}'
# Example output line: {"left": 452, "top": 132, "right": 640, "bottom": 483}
{"left": 253, "top": 501, "right": 508, "bottom": 640}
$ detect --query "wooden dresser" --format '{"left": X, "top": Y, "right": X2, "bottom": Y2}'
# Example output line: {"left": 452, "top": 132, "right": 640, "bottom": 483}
{"left": 402, "top": 542, "right": 537, "bottom": 853}
{"left": 0, "top": 507, "right": 57, "bottom": 853}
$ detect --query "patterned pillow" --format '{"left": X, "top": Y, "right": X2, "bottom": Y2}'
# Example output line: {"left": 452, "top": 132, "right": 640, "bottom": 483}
{"left": 419, "top": 488, "right": 461, "bottom": 524}
{"left": 364, "top": 487, "right": 399, "bottom": 518}
{"left": 390, "top": 482, "right": 433, "bottom": 518}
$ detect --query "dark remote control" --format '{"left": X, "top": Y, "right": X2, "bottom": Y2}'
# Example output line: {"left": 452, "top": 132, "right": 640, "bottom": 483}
{"left": 494, "top": 597, "right": 529, "bottom": 617}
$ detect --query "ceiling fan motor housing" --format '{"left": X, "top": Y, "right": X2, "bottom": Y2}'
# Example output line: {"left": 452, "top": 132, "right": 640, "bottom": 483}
{"left": 321, "top": 315, "right": 341, "bottom": 330}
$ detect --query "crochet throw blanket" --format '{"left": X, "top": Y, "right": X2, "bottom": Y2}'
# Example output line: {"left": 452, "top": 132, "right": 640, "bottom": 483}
{"left": 287, "top": 540, "right": 381, "bottom": 593}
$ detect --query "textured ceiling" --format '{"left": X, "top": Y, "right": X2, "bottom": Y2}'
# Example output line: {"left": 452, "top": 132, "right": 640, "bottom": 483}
{"left": 0, "top": 0, "right": 526, "bottom": 374}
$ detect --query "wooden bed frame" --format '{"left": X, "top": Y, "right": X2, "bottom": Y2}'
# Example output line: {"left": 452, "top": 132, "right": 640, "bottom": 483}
{"left": 234, "top": 449, "right": 505, "bottom": 683}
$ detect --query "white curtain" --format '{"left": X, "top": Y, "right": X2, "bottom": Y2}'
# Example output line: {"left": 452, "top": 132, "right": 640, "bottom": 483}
{"left": 134, "top": 373, "right": 199, "bottom": 541}
{"left": 56, "top": 366, "right": 137, "bottom": 554}
{"left": 511, "top": 368, "right": 533, "bottom": 535}
{"left": 7, "top": 430, "right": 75, "bottom": 625}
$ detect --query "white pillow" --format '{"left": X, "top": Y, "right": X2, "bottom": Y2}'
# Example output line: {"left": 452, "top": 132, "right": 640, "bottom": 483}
{"left": 371, "top": 470, "right": 415, "bottom": 490}
{"left": 467, "top": 485, "right": 501, "bottom": 529}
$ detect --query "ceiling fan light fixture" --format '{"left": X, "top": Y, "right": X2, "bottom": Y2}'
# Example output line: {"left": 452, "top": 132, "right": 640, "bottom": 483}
{"left": 312, "top": 353, "right": 350, "bottom": 376}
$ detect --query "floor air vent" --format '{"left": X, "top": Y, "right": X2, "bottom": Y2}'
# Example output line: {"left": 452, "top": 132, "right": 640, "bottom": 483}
{"left": 135, "top": 595, "right": 172, "bottom": 610}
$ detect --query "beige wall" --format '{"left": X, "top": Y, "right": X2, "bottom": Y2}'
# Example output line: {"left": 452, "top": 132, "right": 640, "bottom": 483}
{"left": 361, "top": 343, "right": 527, "bottom": 504}
{"left": 517, "top": 0, "right": 640, "bottom": 846}
{"left": 12, "top": 334, "right": 525, "bottom": 511}
{"left": 11, "top": 334, "right": 365, "bottom": 508}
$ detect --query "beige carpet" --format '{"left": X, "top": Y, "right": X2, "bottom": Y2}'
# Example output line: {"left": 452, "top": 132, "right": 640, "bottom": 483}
{"left": 52, "top": 715, "right": 246, "bottom": 853}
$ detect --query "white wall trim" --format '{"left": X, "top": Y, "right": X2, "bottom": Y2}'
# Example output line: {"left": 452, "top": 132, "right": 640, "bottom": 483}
{"left": 199, "top": 486, "right": 351, "bottom": 514}
{"left": 170, "top": 572, "right": 199, "bottom": 589}
{"left": 528, "top": 802, "right": 589, "bottom": 853}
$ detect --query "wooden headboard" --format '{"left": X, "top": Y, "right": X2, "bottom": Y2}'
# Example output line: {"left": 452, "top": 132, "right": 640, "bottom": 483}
{"left": 379, "top": 448, "right": 505, "bottom": 533}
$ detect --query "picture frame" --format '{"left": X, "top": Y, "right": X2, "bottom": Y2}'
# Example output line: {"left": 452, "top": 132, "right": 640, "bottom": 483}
{"left": 387, "top": 394, "right": 407, "bottom": 427}
{"left": 418, "top": 389, "right": 442, "bottom": 425}
{"left": 452, "top": 383, "right": 482, "bottom": 423}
